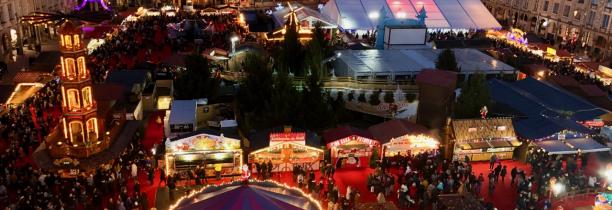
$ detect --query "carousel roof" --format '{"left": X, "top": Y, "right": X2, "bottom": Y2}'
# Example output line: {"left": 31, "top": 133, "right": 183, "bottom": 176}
{"left": 368, "top": 119, "right": 431, "bottom": 144}
{"left": 171, "top": 181, "right": 321, "bottom": 210}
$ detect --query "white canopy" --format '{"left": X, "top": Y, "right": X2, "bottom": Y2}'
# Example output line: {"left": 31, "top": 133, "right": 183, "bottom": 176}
{"left": 321, "top": 0, "right": 501, "bottom": 30}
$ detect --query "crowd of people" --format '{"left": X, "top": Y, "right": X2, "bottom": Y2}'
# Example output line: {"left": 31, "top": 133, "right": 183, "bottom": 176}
{"left": 89, "top": 11, "right": 249, "bottom": 83}
{"left": 492, "top": 38, "right": 611, "bottom": 93}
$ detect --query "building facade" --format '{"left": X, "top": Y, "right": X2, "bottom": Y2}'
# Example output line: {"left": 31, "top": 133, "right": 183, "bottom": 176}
{"left": 482, "top": 0, "right": 612, "bottom": 60}
{"left": 0, "top": 0, "right": 75, "bottom": 55}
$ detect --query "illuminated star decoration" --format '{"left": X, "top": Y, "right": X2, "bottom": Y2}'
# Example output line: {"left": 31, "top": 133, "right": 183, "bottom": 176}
{"left": 21, "top": 12, "right": 109, "bottom": 25}
{"left": 75, "top": 0, "right": 111, "bottom": 11}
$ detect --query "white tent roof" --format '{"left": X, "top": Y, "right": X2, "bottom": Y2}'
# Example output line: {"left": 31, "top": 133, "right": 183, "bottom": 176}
{"left": 322, "top": 0, "right": 501, "bottom": 30}
{"left": 169, "top": 99, "right": 197, "bottom": 125}
{"left": 334, "top": 48, "right": 515, "bottom": 77}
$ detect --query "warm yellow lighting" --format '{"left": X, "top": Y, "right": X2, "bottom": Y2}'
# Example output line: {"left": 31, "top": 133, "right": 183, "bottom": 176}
{"left": 62, "top": 118, "right": 68, "bottom": 139}
{"left": 77, "top": 57, "right": 87, "bottom": 78}
{"left": 61, "top": 86, "right": 67, "bottom": 107}
{"left": 57, "top": 141, "right": 63, "bottom": 145}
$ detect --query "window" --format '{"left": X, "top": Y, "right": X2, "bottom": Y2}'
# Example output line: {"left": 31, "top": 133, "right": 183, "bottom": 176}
{"left": 591, "top": 0, "right": 598, "bottom": 5}
{"left": 65, "top": 58, "right": 76, "bottom": 79}
{"left": 607, "top": 0, "right": 612, "bottom": 7}
{"left": 553, "top": 3, "right": 560, "bottom": 14}
{"left": 64, "top": 35, "right": 72, "bottom": 49}
{"left": 523, "top": 0, "right": 529, "bottom": 9}
{"left": 544, "top": 1, "right": 549, "bottom": 11}
{"left": 563, "top": 5, "right": 570, "bottom": 17}
{"left": 587, "top": 10, "right": 596, "bottom": 26}
{"left": 575, "top": 10, "right": 581, "bottom": 20}
{"left": 579, "top": 0, "right": 584, "bottom": 3}
{"left": 73, "top": 35, "right": 80, "bottom": 48}
{"left": 66, "top": 89, "right": 81, "bottom": 110}
{"left": 8, "top": 4, "right": 13, "bottom": 20}
{"left": 81, "top": 86, "right": 92, "bottom": 108}
{"left": 86, "top": 118, "right": 98, "bottom": 142}
{"left": 77, "top": 56, "right": 86, "bottom": 78}
{"left": 534, "top": 0, "right": 539, "bottom": 10}
{"left": 602, "top": 14, "right": 610, "bottom": 29}
{"left": 0, "top": 6, "right": 4, "bottom": 23}
{"left": 69, "top": 121, "right": 84, "bottom": 143}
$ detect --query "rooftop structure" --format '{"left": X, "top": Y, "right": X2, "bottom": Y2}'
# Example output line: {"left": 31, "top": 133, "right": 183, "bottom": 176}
{"left": 333, "top": 49, "right": 515, "bottom": 80}
{"left": 488, "top": 78, "right": 608, "bottom": 139}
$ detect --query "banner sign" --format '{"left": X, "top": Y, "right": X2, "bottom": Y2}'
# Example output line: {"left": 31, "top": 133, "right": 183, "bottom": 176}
{"left": 270, "top": 132, "right": 306, "bottom": 146}
{"left": 328, "top": 135, "right": 379, "bottom": 148}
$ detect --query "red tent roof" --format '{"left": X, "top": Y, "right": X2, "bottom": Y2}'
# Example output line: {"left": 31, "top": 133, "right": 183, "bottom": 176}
{"left": 547, "top": 75, "right": 580, "bottom": 87}
{"left": 83, "top": 25, "right": 116, "bottom": 39}
{"left": 579, "top": 84, "right": 607, "bottom": 97}
{"left": 556, "top": 49, "right": 571, "bottom": 57}
{"left": 415, "top": 69, "right": 457, "bottom": 89}
{"left": 368, "top": 119, "right": 431, "bottom": 144}
{"left": 322, "top": 125, "right": 374, "bottom": 143}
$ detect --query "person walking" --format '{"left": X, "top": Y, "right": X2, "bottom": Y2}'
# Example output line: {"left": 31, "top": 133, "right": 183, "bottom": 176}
{"left": 489, "top": 154, "right": 497, "bottom": 170}
{"left": 500, "top": 165, "right": 507, "bottom": 183}
{"left": 510, "top": 167, "right": 517, "bottom": 185}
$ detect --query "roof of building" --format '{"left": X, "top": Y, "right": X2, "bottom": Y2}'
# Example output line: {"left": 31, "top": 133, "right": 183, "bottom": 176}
{"left": 368, "top": 119, "right": 431, "bottom": 144}
{"left": 105, "top": 70, "right": 149, "bottom": 92}
{"left": 272, "top": 2, "right": 337, "bottom": 29}
{"left": 333, "top": 49, "right": 514, "bottom": 77}
{"left": 415, "top": 69, "right": 457, "bottom": 89}
{"left": 547, "top": 75, "right": 581, "bottom": 88}
{"left": 451, "top": 118, "right": 516, "bottom": 143}
{"left": 579, "top": 84, "right": 607, "bottom": 97}
{"left": 248, "top": 126, "right": 321, "bottom": 151}
{"left": 488, "top": 78, "right": 607, "bottom": 139}
{"left": 169, "top": 99, "right": 197, "bottom": 125}
{"left": 322, "top": 125, "right": 374, "bottom": 143}
{"left": 321, "top": 0, "right": 501, "bottom": 30}
{"left": 93, "top": 84, "right": 125, "bottom": 101}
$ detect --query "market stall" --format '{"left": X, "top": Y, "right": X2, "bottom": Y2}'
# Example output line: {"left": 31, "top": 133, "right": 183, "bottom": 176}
{"left": 248, "top": 130, "right": 323, "bottom": 172}
{"left": 165, "top": 130, "right": 243, "bottom": 178}
{"left": 368, "top": 119, "right": 439, "bottom": 157}
{"left": 451, "top": 118, "right": 522, "bottom": 161}
{"left": 324, "top": 126, "right": 380, "bottom": 169}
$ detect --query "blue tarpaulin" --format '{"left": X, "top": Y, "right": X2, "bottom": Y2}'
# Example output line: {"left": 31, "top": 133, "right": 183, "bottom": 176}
{"left": 564, "top": 138, "right": 610, "bottom": 153}
{"left": 488, "top": 78, "right": 606, "bottom": 139}
{"left": 534, "top": 140, "right": 576, "bottom": 155}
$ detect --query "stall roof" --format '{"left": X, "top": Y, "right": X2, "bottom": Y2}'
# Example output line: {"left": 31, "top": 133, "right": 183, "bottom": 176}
{"left": 321, "top": 0, "right": 501, "bottom": 30}
{"left": 249, "top": 126, "right": 321, "bottom": 151}
{"left": 451, "top": 118, "right": 516, "bottom": 143}
{"left": 169, "top": 100, "right": 197, "bottom": 125}
{"left": 547, "top": 75, "right": 581, "bottom": 88}
{"left": 368, "top": 119, "right": 431, "bottom": 144}
{"left": 564, "top": 138, "right": 610, "bottom": 153}
{"left": 323, "top": 125, "right": 374, "bottom": 143}
{"left": 105, "top": 70, "right": 149, "bottom": 93}
{"left": 488, "top": 78, "right": 607, "bottom": 139}
{"left": 334, "top": 49, "right": 515, "bottom": 77}
{"left": 170, "top": 128, "right": 241, "bottom": 142}
{"left": 533, "top": 140, "right": 576, "bottom": 155}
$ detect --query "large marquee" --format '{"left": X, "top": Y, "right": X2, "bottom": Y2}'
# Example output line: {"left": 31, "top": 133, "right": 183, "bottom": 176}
{"left": 321, "top": 0, "right": 501, "bottom": 30}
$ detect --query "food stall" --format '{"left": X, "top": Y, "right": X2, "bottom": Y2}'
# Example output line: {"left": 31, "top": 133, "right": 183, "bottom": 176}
{"left": 248, "top": 131, "right": 323, "bottom": 172}
{"left": 368, "top": 120, "right": 439, "bottom": 157}
{"left": 165, "top": 130, "right": 243, "bottom": 178}
{"left": 451, "top": 118, "right": 522, "bottom": 161}
{"left": 324, "top": 126, "right": 380, "bottom": 168}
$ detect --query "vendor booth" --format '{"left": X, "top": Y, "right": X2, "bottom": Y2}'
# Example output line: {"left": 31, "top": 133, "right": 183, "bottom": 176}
{"left": 451, "top": 118, "right": 522, "bottom": 161}
{"left": 532, "top": 137, "right": 610, "bottom": 155}
{"left": 324, "top": 126, "right": 380, "bottom": 169}
{"left": 249, "top": 130, "right": 323, "bottom": 172}
{"left": 368, "top": 119, "right": 439, "bottom": 157}
{"left": 165, "top": 130, "right": 243, "bottom": 178}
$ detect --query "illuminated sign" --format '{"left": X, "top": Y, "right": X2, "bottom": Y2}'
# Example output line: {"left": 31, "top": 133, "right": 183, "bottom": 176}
{"left": 328, "top": 135, "right": 379, "bottom": 148}
{"left": 270, "top": 132, "right": 306, "bottom": 146}
{"left": 582, "top": 120, "right": 604, "bottom": 127}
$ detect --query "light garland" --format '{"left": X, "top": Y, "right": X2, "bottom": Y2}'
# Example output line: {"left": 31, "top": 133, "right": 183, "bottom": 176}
{"left": 168, "top": 179, "right": 323, "bottom": 210}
